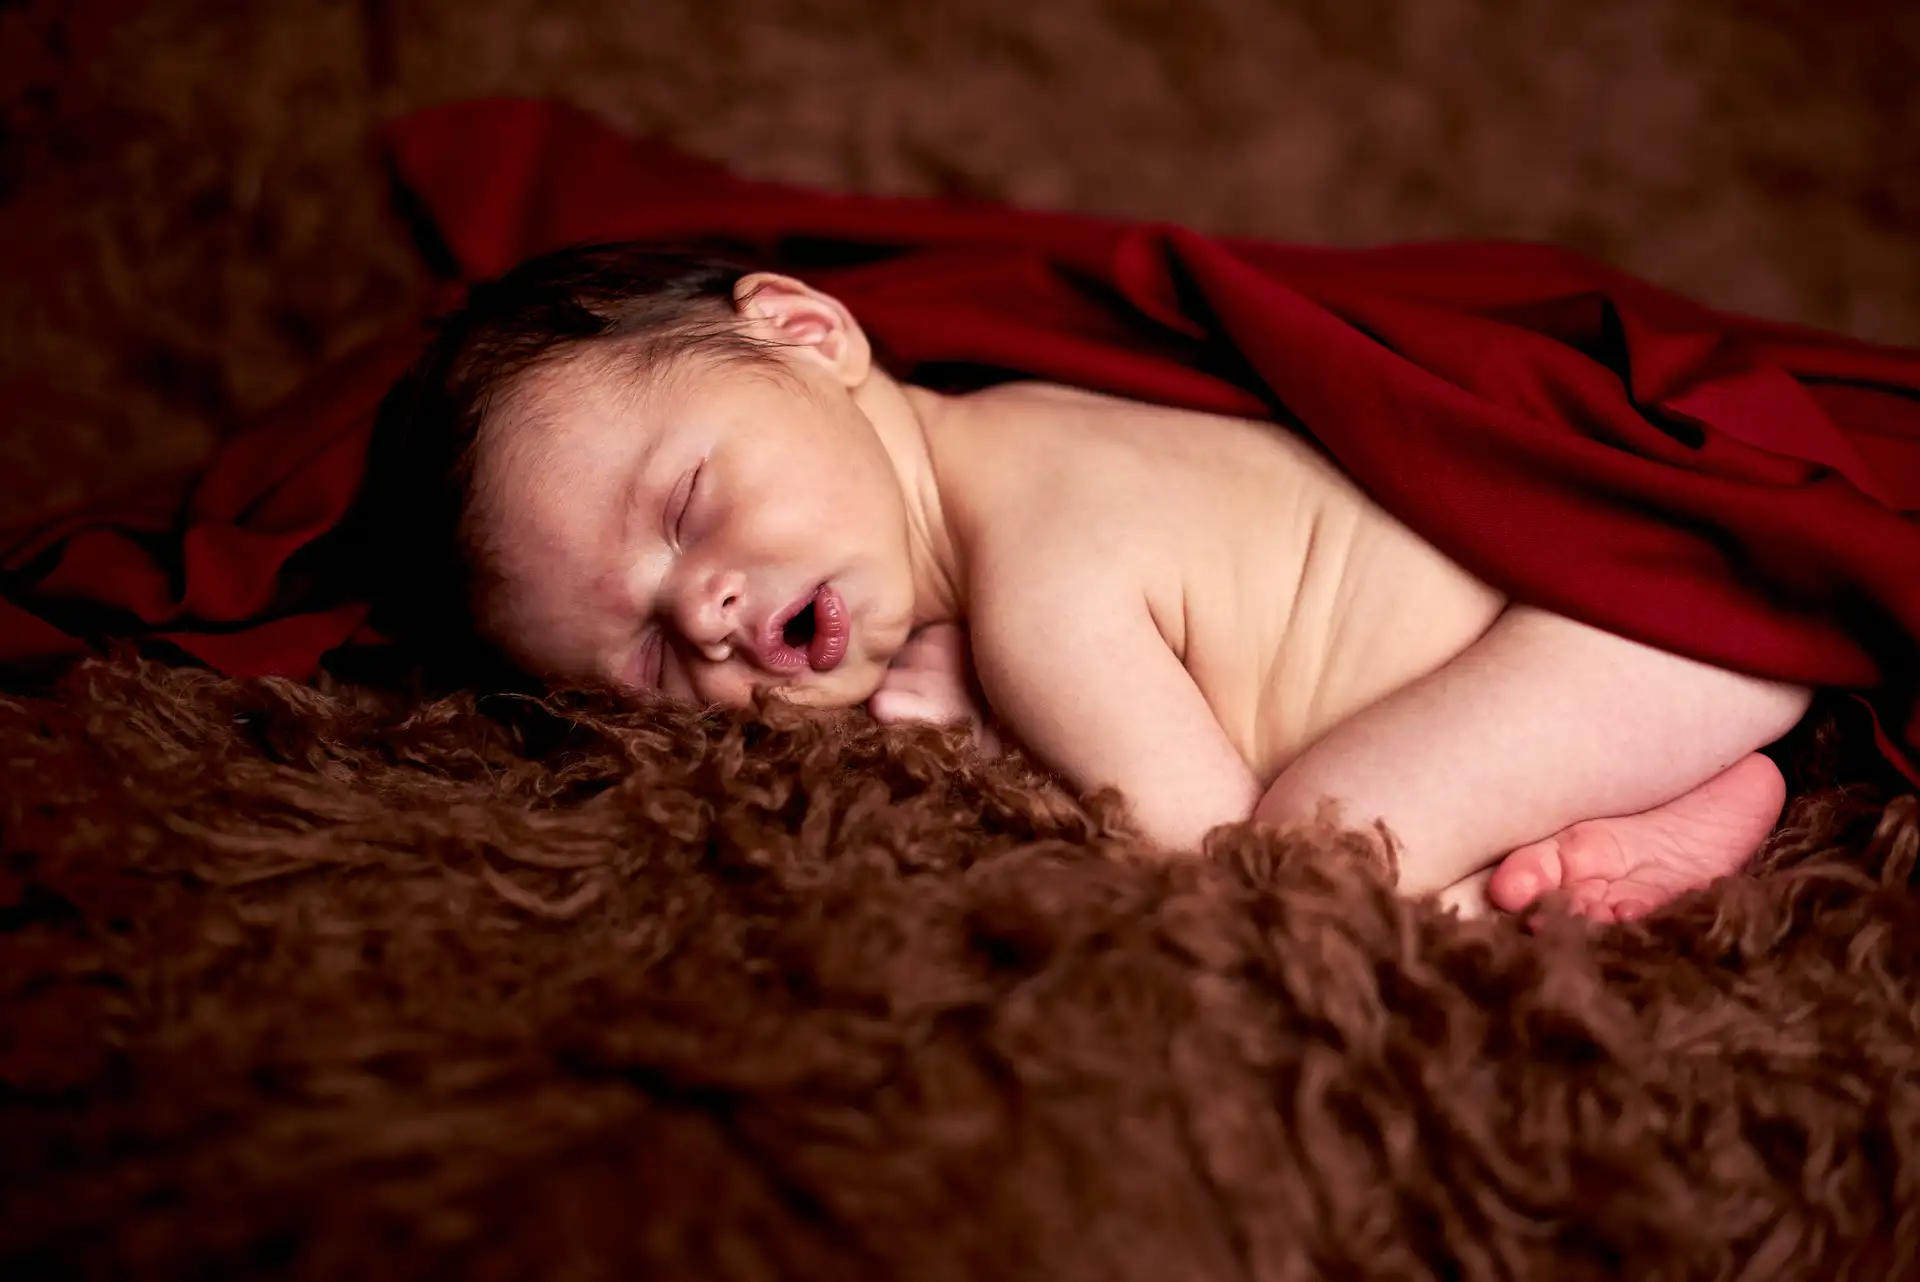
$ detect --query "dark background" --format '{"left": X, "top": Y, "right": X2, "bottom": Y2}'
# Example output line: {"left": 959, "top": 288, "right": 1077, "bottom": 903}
{"left": 3, "top": 0, "right": 1916, "bottom": 521}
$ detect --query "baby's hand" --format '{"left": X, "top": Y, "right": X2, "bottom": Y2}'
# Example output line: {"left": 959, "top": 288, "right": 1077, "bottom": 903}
{"left": 868, "top": 623, "right": 1000, "bottom": 753}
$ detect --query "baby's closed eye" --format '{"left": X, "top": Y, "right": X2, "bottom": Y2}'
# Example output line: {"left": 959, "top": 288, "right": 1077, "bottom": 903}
{"left": 629, "top": 630, "right": 667, "bottom": 689}
{"left": 665, "top": 460, "right": 705, "bottom": 549}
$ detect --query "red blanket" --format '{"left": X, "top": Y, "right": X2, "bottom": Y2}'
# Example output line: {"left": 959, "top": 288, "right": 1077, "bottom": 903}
{"left": 7, "top": 99, "right": 1919, "bottom": 782}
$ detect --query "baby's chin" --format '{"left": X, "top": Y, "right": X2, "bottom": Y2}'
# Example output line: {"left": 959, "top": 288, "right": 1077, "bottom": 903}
{"left": 592, "top": 649, "right": 894, "bottom": 712}
{"left": 619, "top": 679, "right": 877, "bottom": 712}
{"left": 649, "top": 659, "right": 885, "bottom": 713}
{"left": 772, "top": 662, "right": 888, "bottom": 711}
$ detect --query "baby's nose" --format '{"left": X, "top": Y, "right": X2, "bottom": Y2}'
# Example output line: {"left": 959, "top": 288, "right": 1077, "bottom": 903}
{"left": 676, "top": 568, "right": 746, "bottom": 660}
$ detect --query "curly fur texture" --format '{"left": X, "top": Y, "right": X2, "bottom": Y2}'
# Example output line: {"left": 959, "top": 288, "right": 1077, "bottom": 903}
{"left": 8, "top": 0, "right": 1920, "bottom": 1274}
{"left": 4, "top": 660, "right": 1919, "bottom": 1280}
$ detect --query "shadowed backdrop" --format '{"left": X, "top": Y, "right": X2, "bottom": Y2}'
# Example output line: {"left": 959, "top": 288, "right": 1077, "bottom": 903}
{"left": 2, "top": 0, "right": 1916, "bottom": 522}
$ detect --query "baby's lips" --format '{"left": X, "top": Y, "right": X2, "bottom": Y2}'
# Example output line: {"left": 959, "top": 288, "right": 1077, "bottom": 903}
{"left": 807, "top": 584, "right": 849, "bottom": 672}
{"left": 753, "top": 587, "right": 817, "bottom": 673}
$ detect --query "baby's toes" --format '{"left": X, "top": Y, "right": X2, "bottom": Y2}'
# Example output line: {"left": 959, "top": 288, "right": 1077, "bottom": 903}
{"left": 1488, "top": 839, "right": 1567, "bottom": 912}
{"left": 1607, "top": 893, "right": 1659, "bottom": 922}
{"left": 1562, "top": 876, "right": 1623, "bottom": 922}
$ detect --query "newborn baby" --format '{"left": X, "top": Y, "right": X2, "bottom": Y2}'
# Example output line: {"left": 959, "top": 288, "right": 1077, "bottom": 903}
{"left": 370, "top": 242, "right": 1811, "bottom": 919}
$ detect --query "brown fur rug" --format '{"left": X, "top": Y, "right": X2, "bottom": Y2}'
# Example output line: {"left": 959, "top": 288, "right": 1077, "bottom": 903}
{"left": 4, "top": 664, "right": 1920, "bottom": 1280}
{"left": 7, "top": 0, "right": 1920, "bottom": 1277}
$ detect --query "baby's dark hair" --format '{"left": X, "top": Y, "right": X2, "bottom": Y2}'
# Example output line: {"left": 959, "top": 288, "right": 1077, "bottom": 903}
{"left": 352, "top": 240, "right": 777, "bottom": 663}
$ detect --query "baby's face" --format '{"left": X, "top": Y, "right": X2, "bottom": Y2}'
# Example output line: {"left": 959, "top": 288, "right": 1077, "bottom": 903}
{"left": 475, "top": 350, "right": 920, "bottom": 709}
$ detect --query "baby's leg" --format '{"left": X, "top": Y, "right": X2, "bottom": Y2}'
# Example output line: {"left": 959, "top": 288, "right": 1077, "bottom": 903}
{"left": 1254, "top": 605, "right": 1810, "bottom": 908}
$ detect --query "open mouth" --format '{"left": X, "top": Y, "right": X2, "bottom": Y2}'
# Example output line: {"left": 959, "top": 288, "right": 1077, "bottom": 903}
{"left": 767, "top": 584, "right": 849, "bottom": 674}
{"left": 782, "top": 600, "right": 818, "bottom": 650}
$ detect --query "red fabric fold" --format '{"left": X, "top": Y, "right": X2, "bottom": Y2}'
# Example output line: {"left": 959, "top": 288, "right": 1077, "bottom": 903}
{"left": 6, "top": 97, "right": 1918, "bottom": 780}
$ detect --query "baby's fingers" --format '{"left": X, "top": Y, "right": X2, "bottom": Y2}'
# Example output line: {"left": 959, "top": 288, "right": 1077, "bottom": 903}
{"left": 868, "top": 687, "right": 951, "bottom": 726}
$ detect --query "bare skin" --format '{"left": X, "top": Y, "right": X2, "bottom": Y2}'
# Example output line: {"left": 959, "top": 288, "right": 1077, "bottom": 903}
{"left": 878, "top": 619, "right": 1792, "bottom": 919}
{"left": 476, "top": 272, "right": 1810, "bottom": 920}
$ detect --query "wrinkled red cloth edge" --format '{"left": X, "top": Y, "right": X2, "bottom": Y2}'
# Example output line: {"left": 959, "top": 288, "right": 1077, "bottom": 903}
{"left": 6, "top": 97, "right": 1918, "bottom": 785}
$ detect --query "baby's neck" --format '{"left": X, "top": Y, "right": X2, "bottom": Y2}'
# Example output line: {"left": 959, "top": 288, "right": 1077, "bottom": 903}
{"left": 850, "top": 368, "right": 968, "bottom": 628}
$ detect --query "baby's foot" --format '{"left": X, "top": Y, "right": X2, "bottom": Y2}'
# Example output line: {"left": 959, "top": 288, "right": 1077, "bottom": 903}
{"left": 1487, "top": 753, "right": 1786, "bottom": 922}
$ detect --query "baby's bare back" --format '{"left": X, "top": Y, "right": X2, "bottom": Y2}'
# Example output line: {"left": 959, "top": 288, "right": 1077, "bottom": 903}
{"left": 931, "top": 382, "right": 1507, "bottom": 784}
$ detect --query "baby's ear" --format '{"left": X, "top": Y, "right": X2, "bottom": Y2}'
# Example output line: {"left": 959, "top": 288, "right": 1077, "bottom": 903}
{"left": 733, "top": 273, "right": 873, "bottom": 386}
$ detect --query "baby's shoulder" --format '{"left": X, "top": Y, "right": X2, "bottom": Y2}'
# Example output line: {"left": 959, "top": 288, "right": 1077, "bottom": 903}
{"left": 934, "top": 383, "right": 1159, "bottom": 549}
{"left": 933, "top": 379, "right": 1338, "bottom": 538}
{"left": 931, "top": 383, "right": 1206, "bottom": 624}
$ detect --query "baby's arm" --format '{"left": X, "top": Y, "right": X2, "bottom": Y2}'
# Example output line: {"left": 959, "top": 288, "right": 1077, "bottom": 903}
{"left": 969, "top": 563, "right": 1260, "bottom": 849}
